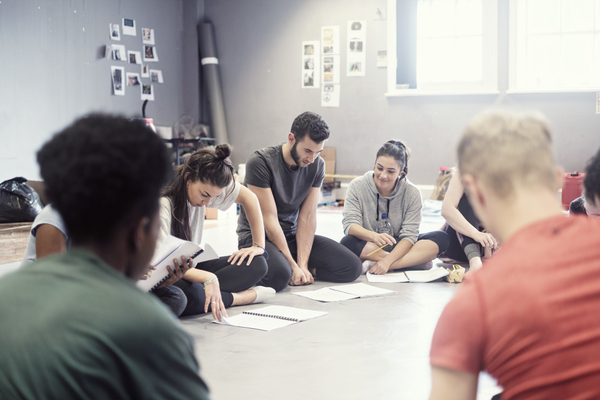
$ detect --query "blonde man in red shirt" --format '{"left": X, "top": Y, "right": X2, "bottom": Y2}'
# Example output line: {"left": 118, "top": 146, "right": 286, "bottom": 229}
{"left": 429, "top": 111, "right": 600, "bottom": 400}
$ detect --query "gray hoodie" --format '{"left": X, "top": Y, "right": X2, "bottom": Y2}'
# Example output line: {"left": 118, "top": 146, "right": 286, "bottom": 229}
{"left": 342, "top": 171, "right": 422, "bottom": 244}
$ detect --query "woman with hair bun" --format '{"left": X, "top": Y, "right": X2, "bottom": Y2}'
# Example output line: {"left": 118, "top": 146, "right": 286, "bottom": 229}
{"left": 159, "top": 144, "right": 273, "bottom": 320}
{"left": 341, "top": 140, "right": 449, "bottom": 275}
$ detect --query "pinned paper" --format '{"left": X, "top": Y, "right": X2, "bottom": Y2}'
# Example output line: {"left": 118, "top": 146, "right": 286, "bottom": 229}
{"left": 111, "top": 66, "right": 125, "bottom": 96}
{"left": 111, "top": 45, "right": 126, "bottom": 62}
{"left": 149, "top": 69, "right": 163, "bottom": 83}
{"left": 127, "top": 72, "right": 141, "bottom": 86}
{"left": 142, "top": 28, "right": 155, "bottom": 45}
{"left": 122, "top": 18, "right": 136, "bottom": 36}
{"left": 143, "top": 45, "right": 158, "bottom": 62}
{"left": 141, "top": 84, "right": 154, "bottom": 101}
{"left": 109, "top": 23, "right": 120, "bottom": 41}
{"left": 302, "top": 41, "right": 320, "bottom": 89}
{"left": 127, "top": 50, "right": 141, "bottom": 65}
{"left": 347, "top": 20, "right": 366, "bottom": 77}
{"left": 321, "top": 84, "right": 340, "bottom": 107}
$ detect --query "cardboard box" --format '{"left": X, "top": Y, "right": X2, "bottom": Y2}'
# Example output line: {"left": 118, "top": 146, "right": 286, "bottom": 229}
{"left": 320, "top": 147, "right": 335, "bottom": 183}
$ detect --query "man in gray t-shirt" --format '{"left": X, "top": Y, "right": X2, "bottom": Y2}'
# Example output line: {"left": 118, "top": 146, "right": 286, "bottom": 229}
{"left": 237, "top": 111, "right": 361, "bottom": 291}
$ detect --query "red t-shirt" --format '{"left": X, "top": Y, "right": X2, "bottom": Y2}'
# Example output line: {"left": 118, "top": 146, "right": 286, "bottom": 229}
{"left": 431, "top": 214, "right": 600, "bottom": 400}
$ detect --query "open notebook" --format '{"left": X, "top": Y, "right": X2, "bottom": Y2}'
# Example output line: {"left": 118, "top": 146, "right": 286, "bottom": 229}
{"left": 366, "top": 268, "right": 448, "bottom": 283}
{"left": 215, "top": 305, "right": 328, "bottom": 331}
{"left": 292, "top": 282, "right": 396, "bottom": 302}
{"left": 137, "top": 235, "right": 218, "bottom": 292}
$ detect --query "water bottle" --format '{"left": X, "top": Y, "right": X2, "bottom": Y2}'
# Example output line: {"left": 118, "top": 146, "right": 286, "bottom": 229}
{"left": 377, "top": 213, "right": 393, "bottom": 236}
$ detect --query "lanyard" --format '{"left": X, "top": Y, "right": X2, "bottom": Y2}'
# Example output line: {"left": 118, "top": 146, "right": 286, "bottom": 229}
{"left": 375, "top": 193, "right": 390, "bottom": 221}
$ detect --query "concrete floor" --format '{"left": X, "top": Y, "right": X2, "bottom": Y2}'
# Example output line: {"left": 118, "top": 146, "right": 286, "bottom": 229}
{"left": 187, "top": 211, "right": 502, "bottom": 400}
{"left": 0, "top": 210, "right": 501, "bottom": 399}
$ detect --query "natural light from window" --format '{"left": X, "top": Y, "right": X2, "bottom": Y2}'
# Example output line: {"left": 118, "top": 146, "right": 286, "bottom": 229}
{"left": 510, "top": 0, "right": 600, "bottom": 92}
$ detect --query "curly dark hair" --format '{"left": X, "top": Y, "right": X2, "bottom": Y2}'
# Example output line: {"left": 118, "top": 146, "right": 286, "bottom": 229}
{"left": 290, "top": 111, "right": 330, "bottom": 143}
{"left": 584, "top": 147, "right": 600, "bottom": 206}
{"left": 37, "top": 114, "right": 170, "bottom": 244}
{"left": 162, "top": 144, "right": 234, "bottom": 240}
{"left": 375, "top": 140, "right": 411, "bottom": 180}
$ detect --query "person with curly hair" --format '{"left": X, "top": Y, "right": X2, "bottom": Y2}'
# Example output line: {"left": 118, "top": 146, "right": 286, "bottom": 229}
{"left": 0, "top": 115, "right": 209, "bottom": 399}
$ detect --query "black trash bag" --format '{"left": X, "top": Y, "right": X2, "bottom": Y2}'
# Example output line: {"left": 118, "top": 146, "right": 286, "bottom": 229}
{"left": 0, "top": 177, "right": 44, "bottom": 223}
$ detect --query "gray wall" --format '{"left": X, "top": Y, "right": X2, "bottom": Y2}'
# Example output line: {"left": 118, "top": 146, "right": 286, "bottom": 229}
{"left": 204, "top": 0, "right": 600, "bottom": 185}
{"left": 0, "top": 0, "right": 203, "bottom": 182}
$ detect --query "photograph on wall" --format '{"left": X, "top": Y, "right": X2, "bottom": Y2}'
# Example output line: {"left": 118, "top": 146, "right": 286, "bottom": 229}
{"left": 149, "top": 69, "right": 164, "bottom": 83}
{"left": 141, "top": 64, "right": 149, "bottom": 78}
{"left": 322, "top": 54, "right": 340, "bottom": 84}
{"left": 122, "top": 18, "right": 136, "bottom": 36}
{"left": 109, "top": 23, "right": 121, "bottom": 41}
{"left": 321, "top": 83, "right": 340, "bottom": 107}
{"left": 302, "top": 40, "right": 320, "bottom": 89}
{"left": 111, "top": 66, "right": 125, "bottom": 96}
{"left": 141, "top": 84, "right": 154, "bottom": 101}
{"left": 142, "top": 28, "right": 155, "bottom": 45}
{"left": 127, "top": 51, "right": 141, "bottom": 65}
{"left": 111, "top": 44, "right": 126, "bottom": 61}
{"left": 126, "top": 72, "right": 141, "bottom": 86}
{"left": 347, "top": 20, "right": 366, "bottom": 77}
{"left": 321, "top": 26, "right": 340, "bottom": 55}
{"left": 143, "top": 45, "right": 159, "bottom": 62}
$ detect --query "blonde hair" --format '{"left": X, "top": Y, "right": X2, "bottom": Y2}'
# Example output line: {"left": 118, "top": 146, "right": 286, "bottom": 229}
{"left": 457, "top": 111, "right": 555, "bottom": 199}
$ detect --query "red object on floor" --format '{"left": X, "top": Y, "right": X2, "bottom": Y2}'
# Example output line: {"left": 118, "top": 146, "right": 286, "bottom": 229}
{"left": 562, "top": 171, "right": 585, "bottom": 210}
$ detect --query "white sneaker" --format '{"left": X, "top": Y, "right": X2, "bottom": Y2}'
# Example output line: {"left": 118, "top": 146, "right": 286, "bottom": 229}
{"left": 361, "top": 260, "right": 376, "bottom": 274}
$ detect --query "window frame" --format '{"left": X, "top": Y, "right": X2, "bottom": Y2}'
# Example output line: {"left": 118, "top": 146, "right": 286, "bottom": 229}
{"left": 386, "top": 0, "right": 499, "bottom": 96}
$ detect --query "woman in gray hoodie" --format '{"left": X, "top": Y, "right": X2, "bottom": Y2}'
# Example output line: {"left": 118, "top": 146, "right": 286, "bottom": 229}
{"left": 341, "top": 140, "right": 449, "bottom": 275}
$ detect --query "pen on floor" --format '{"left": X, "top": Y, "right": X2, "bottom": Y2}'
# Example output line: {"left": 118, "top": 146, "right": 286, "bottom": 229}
{"left": 367, "top": 244, "right": 387, "bottom": 256}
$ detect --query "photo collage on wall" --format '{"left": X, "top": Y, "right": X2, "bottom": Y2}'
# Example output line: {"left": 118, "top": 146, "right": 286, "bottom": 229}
{"left": 301, "top": 20, "right": 367, "bottom": 108}
{"left": 109, "top": 19, "right": 162, "bottom": 101}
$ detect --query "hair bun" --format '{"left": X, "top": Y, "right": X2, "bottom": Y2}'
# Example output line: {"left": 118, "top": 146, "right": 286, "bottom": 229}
{"left": 214, "top": 144, "right": 231, "bottom": 160}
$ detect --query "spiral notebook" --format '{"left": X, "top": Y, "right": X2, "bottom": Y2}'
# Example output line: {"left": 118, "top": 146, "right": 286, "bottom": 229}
{"left": 292, "top": 282, "right": 396, "bottom": 302}
{"left": 215, "top": 305, "right": 328, "bottom": 331}
{"left": 137, "top": 235, "right": 219, "bottom": 292}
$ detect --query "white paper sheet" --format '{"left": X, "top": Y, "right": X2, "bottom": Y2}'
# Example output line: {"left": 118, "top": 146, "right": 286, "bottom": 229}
{"left": 347, "top": 20, "right": 366, "bottom": 77}
{"left": 109, "top": 23, "right": 121, "bottom": 41}
{"left": 127, "top": 50, "right": 142, "bottom": 65}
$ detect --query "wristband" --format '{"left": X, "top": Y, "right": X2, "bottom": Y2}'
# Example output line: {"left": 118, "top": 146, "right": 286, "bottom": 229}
{"left": 203, "top": 277, "right": 218, "bottom": 287}
{"left": 253, "top": 243, "right": 269, "bottom": 260}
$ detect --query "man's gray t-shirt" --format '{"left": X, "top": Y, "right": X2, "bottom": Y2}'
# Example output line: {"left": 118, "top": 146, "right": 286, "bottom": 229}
{"left": 237, "top": 144, "right": 324, "bottom": 244}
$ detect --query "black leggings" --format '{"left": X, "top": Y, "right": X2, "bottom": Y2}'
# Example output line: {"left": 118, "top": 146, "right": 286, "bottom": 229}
{"left": 443, "top": 193, "right": 482, "bottom": 263}
{"left": 241, "top": 235, "right": 362, "bottom": 292}
{"left": 340, "top": 230, "right": 450, "bottom": 261}
{"left": 173, "top": 254, "right": 268, "bottom": 317}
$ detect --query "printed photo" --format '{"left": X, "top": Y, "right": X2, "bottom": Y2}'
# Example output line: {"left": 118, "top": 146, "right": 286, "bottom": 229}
{"left": 323, "top": 84, "right": 334, "bottom": 92}
{"left": 324, "top": 56, "right": 334, "bottom": 64}
{"left": 143, "top": 46, "right": 159, "bottom": 62}
{"left": 304, "top": 44, "right": 314, "bottom": 55}
{"left": 303, "top": 71, "right": 314, "bottom": 87}
{"left": 351, "top": 21, "right": 362, "bottom": 31}
{"left": 141, "top": 64, "right": 149, "bottom": 78}
{"left": 149, "top": 69, "right": 163, "bottom": 83}
{"left": 111, "top": 66, "right": 125, "bottom": 96}
{"left": 112, "top": 45, "right": 125, "bottom": 61}
{"left": 324, "top": 64, "right": 333, "bottom": 73}
{"left": 141, "top": 84, "right": 154, "bottom": 101}
{"left": 122, "top": 18, "right": 136, "bottom": 36}
{"left": 304, "top": 57, "right": 314, "bottom": 70}
{"left": 127, "top": 73, "right": 141, "bottom": 86}
{"left": 323, "top": 73, "right": 333, "bottom": 83}
{"left": 127, "top": 51, "right": 142, "bottom": 65}
{"left": 142, "top": 28, "right": 155, "bottom": 45}
{"left": 323, "top": 45, "right": 333, "bottom": 54}
{"left": 350, "top": 62, "right": 362, "bottom": 72}
{"left": 350, "top": 41, "right": 363, "bottom": 52}
{"left": 323, "top": 29, "right": 334, "bottom": 45}
{"left": 109, "top": 23, "right": 121, "bottom": 41}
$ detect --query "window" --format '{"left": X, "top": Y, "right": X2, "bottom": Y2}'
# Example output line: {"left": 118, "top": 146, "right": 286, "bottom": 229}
{"left": 387, "top": 0, "right": 498, "bottom": 96}
{"left": 509, "top": 0, "right": 600, "bottom": 92}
